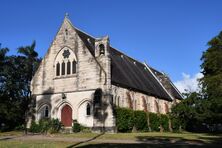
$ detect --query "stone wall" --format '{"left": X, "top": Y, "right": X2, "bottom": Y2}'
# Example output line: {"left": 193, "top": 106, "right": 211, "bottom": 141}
{"left": 111, "top": 85, "right": 173, "bottom": 114}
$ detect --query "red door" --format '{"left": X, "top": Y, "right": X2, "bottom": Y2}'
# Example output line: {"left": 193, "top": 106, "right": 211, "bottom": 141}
{"left": 61, "top": 105, "right": 72, "bottom": 127}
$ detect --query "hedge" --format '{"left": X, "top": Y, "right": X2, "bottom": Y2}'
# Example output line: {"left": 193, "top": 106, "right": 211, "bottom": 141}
{"left": 160, "top": 114, "right": 169, "bottom": 132}
{"left": 134, "top": 110, "right": 148, "bottom": 131}
{"left": 116, "top": 108, "right": 134, "bottom": 132}
{"left": 149, "top": 112, "right": 160, "bottom": 131}
{"left": 116, "top": 108, "right": 174, "bottom": 132}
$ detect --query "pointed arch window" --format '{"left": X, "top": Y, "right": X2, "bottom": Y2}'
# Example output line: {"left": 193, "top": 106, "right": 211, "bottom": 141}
{"left": 86, "top": 103, "right": 91, "bottom": 116}
{"left": 72, "top": 60, "right": 76, "bottom": 74}
{"left": 56, "top": 62, "right": 60, "bottom": 76}
{"left": 94, "top": 88, "right": 102, "bottom": 108}
{"left": 39, "top": 105, "right": 50, "bottom": 119}
{"left": 67, "top": 61, "right": 71, "bottom": 75}
{"left": 62, "top": 61, "right": 65, "bottom": 75}
{"left": 44, "top": 106, "right": 49, "bottom": 118}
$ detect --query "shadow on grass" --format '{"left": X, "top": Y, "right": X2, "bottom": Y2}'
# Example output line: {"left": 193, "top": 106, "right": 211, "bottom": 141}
{"left": 0, "top": 137, "right": 15, "bottom": 141}
{"left": 75, "top": 143, "right": 218, "bottom": 148}
{"left": 75, "top": 135, "right": 222, "bottom": 148}
{"left": 66, "top": 132, "right": 105, "bottom": 148}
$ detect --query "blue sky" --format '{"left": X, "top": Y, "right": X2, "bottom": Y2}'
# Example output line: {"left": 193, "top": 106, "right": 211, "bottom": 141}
{"left": 0, "top": 0, "right": 222, "bottom": 84}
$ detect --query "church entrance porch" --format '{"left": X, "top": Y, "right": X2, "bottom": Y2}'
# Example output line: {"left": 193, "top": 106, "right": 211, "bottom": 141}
{"left": 61, "top": 105, "right": 72, "bottom": 127}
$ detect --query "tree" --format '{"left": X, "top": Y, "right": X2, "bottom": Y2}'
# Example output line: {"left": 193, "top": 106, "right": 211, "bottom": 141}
{"left": 0, "top": 42, "right": 41, "bottom": 131}
{"left": 200, "top": 31, "right": 222, "bottom": 124}
{"left": 170, "top": 31, "right": 222, "bottom": 132}
{"left": 17, "top": 41, "right": 41, "bottom": 133}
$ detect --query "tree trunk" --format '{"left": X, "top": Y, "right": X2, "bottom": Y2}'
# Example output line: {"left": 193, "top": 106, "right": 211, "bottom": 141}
{"left": 168, "top": 116, "right": 173, "bottom": 132}
{"left": 146, "top": 112, "right": 151, "bottom": 132}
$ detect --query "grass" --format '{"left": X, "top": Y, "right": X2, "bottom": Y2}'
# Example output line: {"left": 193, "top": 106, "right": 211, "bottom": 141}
{"left": 56, "top": 132, "right": 222, "bottom": 143}
{"left": 0, "top": 131, "right": 221, "bottom": 147}
{"left": 0, "top": 140, "right": 74, "bottom": 148}
{"left": 0, "top": 131, "right": 22, "bottom": 137}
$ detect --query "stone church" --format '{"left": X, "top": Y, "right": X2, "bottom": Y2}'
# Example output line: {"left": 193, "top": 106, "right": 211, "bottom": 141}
{"left": 30, "top": 15, "right": 183, "bottom": 132}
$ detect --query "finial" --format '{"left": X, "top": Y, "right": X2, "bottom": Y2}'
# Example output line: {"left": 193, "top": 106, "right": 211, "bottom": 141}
{"left": 65, "top": 12, "right": 69, "bottom": 18}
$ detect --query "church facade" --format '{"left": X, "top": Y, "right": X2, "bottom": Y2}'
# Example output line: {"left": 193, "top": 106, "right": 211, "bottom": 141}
{"left": 30, "top": 15, "right": 183, "bottom": 132}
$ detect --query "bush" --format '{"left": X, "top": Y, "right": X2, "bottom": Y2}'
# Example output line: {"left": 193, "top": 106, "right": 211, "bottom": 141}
{"left": 134, "top": 110, "right": 148, "bottom": 132}
{"left": 38, "top": 118, "right": 51, "bottom": 134}
{"left": 72, "top": 120, "right": 81, "bottom": 133}
{"left": 170, "top": 116, "right": 182, "bottom": 132}
{"left": 29, "top": 121, "right": 41, "bottom": 133}
{"left": 160, "top": 114, "right": 169, "bottom": 132}
{"left": 149, "top": 113, "right": 160, "bottom": 131}
{"left": 115, "top": 108, "right": 174, "bottom": 133}
{"left": 29, "top": 118, "right": 62, "bottom": 134}
{"left": 80, "top": 126, "right": 91, "bottom": 133}
{"left": 116, "top": 108, "right": 134, "bottom": 132}
{"left": 49, "top": 118, "right": 63, "bottom": 133}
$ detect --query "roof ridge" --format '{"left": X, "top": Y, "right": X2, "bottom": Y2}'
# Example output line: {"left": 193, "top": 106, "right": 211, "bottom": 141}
{"left": 110, "top": 46, "right": 146, "bottom": 67}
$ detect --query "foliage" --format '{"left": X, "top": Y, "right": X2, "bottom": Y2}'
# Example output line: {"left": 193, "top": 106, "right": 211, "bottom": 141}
{"left": 170, "top": 115, "right": 182, "bottom": 132}
{"left": 29, "top": 121, "right": 41, "bottom": 133}
{"left": 72, "top": 120, "right": 81, "bottom": 133}
{"left": 160, "top": 114, "right": 169, "bottom": 132}
{"left": 116, "top": 108, "right": 170, "bottom": 132}
{"left": 29, "top": 118, "right": 62, "bottom": 134}
{"left": 149, "top": 113, "right": 160, "bottom": 131}
{"left": 200, "top": 31, "right": 222, "bottom": 125}
{"left": 49, "top": 118, "right": 63, "bottom": 133}
{"left": 116, "top": 108, "right": 134, "bottom": 132}
{"left": 0, "top": 42, "right": 41, "bottom": 131}
{"left": 170, "top": 31, "right": 222, "bottom": 132}
{"left": 134, "top": 110, "right": 148, "bottom": 131}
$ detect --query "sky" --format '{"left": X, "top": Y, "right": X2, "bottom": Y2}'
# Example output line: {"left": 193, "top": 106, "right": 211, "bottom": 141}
{"left": 0, "top": 0, "right": 222, "bottom": 92}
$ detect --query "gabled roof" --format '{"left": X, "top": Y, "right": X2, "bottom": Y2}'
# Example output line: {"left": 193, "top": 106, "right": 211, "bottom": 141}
{"left": 71, "top": 20, "right": 181, "bottom": 101}
{"left": 110, "top": 47, "right": 172, "bottom": 101}
{"left": 150, "top": 68, "right": 183, "bottom": 100}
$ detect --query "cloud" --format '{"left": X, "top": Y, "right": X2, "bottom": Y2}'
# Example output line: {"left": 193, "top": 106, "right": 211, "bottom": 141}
{"left": 174, "top": 72, "right": 203, "bottom": 93}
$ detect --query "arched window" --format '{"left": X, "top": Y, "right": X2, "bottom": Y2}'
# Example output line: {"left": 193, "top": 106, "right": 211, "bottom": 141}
{"left": 56, "top": 62, "right": 60, "bottom": 76}
{"left": 99, "top": 44, "right": 105, "bottom": 55}
{"left": 62, "top": 61, "right": 65, "bottom": 75}
{"left": 65, "top": 29, "right": 68, "bottom": 36}
{"left": 67, "top": 61, "right": 71, "bottom": 75}
{"left": 86, "top": 103, "right": 91, "bottom": 115}
{"left": 44, "top": 106, "right": 49, "bottom": 117}
{"left": 72, "top": 60, "right": 76, "bottom": 74}
{"left": 39, "top": 105, "right": 50, "bottom": 119}
{"left": 94, "top": 88, "right": 102, "bottom": 108}
{"left": 54, "top": 47, "right": 77, "bottom": 77}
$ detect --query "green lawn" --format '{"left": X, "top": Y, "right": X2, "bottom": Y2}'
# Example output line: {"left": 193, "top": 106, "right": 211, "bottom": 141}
{"left": 0, "top": 131, "right": 221, "bottom": 148}
{"left": 56, "top": 132, "right": 222, "bottom": 143}
{"left": 0, "top": 140, "right": 74, "bottom": 148}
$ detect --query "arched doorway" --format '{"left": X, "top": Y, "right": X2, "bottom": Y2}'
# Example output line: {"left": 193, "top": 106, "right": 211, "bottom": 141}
{"left": 61, "top": 105, "right": 72, "bottom": 127}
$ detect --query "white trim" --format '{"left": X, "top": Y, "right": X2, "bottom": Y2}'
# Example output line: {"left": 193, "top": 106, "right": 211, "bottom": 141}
{"left": 143, "top": 62, "right": 174, "bottom": 101}
{"left": 169, "top": 79, "right": 184, "bottom": 99}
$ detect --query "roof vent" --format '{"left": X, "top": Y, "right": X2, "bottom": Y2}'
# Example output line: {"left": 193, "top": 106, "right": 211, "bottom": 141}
{"left": 134, "top": 61, "right": 136, "bottom": 65}
{"left": 121, "top": 54, "right": 124, "bottom": 58}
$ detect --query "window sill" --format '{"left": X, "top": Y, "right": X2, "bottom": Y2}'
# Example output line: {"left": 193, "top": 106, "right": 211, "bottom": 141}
{"left": 54, "top": 74, "right": 77, "bottom": 80}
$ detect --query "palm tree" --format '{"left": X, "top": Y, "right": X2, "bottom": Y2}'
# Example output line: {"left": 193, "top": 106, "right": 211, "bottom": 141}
{"left": 18, "top": 41, "right": 39, "bottom": 80}
{"left": 17, "top": 41, "right": 40, "bottom": 134}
